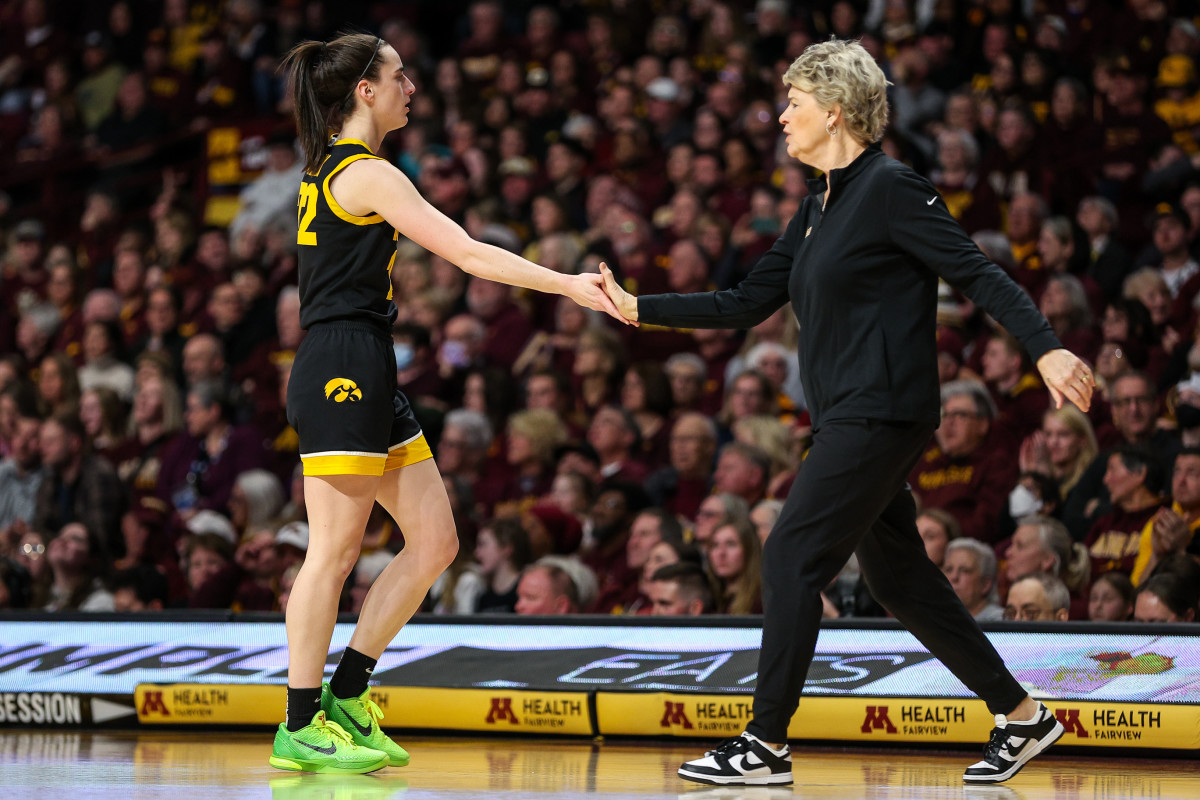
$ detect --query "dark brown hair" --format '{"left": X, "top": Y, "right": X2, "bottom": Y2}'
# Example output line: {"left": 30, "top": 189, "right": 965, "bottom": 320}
{"left": 282, "top": 33, "right": 385, "bottom": 173}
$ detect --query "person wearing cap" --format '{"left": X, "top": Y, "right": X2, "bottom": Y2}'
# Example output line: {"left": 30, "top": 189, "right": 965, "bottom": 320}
{"left": 646, "top": 76, "right": 692, "bottom": 150}
{"left": 1097, "top": 54, "right": 1173, "bottom": 223}
{"left": 272, "top": 31, "right": 630, "bottom": 773}
{"left": 75, "top": 30, "right": 127, "bottom": 132}
{"left": 602, "top": 39, "right": 1093, "bottom": 787}
{"left": 1149, "top": 202, "right": 1199, "bottom": 297}
{"left": 1, "top": 221, "right": 47, "bottom": 346}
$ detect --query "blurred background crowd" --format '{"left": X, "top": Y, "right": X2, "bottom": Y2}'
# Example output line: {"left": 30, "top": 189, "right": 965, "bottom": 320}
{"left": 1, "top": 0, "right": 1198, "bottom": 625}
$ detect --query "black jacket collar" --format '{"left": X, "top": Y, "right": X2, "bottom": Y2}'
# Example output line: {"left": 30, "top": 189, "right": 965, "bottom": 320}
{"left": 805, "top": 142, "right": 885, "bottom": 197}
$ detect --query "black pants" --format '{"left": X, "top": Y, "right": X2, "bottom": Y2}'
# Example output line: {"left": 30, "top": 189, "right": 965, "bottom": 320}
{"left": 746, "top": 418, "right": 1027, "bottom": 743}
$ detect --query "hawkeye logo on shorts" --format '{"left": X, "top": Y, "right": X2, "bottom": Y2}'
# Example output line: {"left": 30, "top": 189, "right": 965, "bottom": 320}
{"left": 324, "top": 378, "right": 363, "bottom": 403}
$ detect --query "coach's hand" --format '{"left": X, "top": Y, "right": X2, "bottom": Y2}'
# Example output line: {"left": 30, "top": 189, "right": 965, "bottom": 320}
{"left": 599, "top": 263, "right": 638, "bottom": 324}
{"left": 1037, "top": 348, "right": 1094, "bottom": 412}
{"left": 565, "top": 271, "right": 634, "bottom": 325}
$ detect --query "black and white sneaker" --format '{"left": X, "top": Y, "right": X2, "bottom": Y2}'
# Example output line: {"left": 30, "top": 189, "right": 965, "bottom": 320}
{"left": 963, "top": 702, "right": 1064, "bottom": 784}
{"left": 678, "top": 732, "right": 792, "bottom": 786}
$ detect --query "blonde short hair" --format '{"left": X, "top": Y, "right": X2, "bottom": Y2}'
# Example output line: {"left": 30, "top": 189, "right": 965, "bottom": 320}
{"left": 507, "top": 409, "right": 568, "bottom": 463}
{"left": 782, "top": 39, "right": 890, "bottom": 144}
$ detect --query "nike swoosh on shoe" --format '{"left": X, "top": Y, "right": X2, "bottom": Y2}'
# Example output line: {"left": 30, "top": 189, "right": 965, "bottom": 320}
{"left": 297, "top": 740, "right": 336, "bottom": 755}
{"left": 343, "top": 713, "right": 373, "bottom": 737}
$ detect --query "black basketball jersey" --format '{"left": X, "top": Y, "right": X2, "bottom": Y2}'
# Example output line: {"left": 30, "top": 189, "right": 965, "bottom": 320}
{"left": 296, "top": 138, "right": 399, "bottom": 331}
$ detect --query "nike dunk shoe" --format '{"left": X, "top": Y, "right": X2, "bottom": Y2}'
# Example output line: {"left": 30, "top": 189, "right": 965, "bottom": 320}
{"left": 678, "top": 731, "right": 793, "bottom": 786}
{"left": 269, "top": 710, "right": 390, "bottom": 774}
{"left": 963, "top": 701, "right": 1064, "bottom": 783}
{"left": 322, "top": 682, "right": 410, "bottom": 767}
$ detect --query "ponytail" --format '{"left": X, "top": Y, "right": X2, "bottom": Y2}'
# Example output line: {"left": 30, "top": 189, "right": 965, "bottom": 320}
{"left": 281, "top": 33, "right": 386, "bottom": 174}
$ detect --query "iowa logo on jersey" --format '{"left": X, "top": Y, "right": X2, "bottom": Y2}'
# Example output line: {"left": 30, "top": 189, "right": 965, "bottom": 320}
{"left": 324, "top": 378, "right": 363, "bottom": 403}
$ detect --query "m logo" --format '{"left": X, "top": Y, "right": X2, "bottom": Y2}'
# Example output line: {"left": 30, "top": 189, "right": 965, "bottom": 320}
{"left": 486, "top": 697, "right": 519, "bottom": 725}
{"left": 861, "top": 705, "right": 897, "bottom": 733}
{"left": 1055, "top": 708, "right": 1089, "bottom": 738}
{"left": 324, "top": 378, "right": 363, "bottom": 403}
{"left": 140, "top": 691, "right": 169, "bottom": 717}
{"left": 660, "top": 701, "right": 694, "bottom": 729}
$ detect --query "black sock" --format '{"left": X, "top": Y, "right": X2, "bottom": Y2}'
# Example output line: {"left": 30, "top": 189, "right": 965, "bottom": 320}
{"left": 286, "top": 686, "right": 322, "bottom": 732}
{"left": 329, "top": 647, "right": 377, "bottom": 700}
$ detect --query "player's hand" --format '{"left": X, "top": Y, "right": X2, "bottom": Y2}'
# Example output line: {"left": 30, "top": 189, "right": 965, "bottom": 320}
{"left": 1037, "top": 348, "right": 1094, "bottom": 412}
{"left": 599, "top": 262, "right": 639, "bottom": 324}
{"left": 566, "top": 271, "right": 633, "bottom": 325}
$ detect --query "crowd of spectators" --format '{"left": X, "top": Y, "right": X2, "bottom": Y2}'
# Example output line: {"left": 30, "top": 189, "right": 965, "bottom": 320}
{"left": 0, "top": 0, "right": 1198, "bottom": 624}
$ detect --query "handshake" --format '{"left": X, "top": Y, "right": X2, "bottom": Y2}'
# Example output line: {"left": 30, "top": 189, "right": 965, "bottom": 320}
{"left": 564, "top": 262, "right": 639, "bottom": 326}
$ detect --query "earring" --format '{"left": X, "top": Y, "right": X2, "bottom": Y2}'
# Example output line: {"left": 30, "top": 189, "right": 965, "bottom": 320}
{"left": 826, "top": 120, "right": 837, "bottom": 136}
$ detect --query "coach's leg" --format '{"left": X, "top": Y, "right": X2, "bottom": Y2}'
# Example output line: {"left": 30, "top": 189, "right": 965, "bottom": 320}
{"left": 747, "top": 420, "right": 933, "bottom": 745}
{"left": 349, "top": 457, "right": 458, "bottom": 656}
{"left": 855, "top": 488, "right": 1029, "bottom": 716}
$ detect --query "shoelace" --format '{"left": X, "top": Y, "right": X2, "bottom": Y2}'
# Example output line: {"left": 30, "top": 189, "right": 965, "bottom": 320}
{"left": 360, "top": 695, "right": 385, "bottom": 728}
{"left": 706, "top": 735, "right": 752, "bottom": 758}
{"left": 981, "top": 726, "right": 1009, "bottom": 763}
{"left": 315, "top": 715, "right": 357, "bottom": 748}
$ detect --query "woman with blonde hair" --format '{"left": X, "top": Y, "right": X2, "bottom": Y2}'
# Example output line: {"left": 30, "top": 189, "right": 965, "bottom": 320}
{"left": 602, "top": 37, "right": 1092, "bottom": 785}
{"left": 493, "top": 409, "right": 568, "bottom": 515}
{"left": 732, "top": 414, "right": 799, "bottom": 498}
{"left": 1019, "top": 405, "right": 1099, "bottom": 538}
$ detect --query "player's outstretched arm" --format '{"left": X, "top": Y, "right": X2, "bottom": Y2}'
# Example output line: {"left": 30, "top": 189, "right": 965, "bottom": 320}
{"left": 335, "top": 158, "right": 632, "bottom": 325}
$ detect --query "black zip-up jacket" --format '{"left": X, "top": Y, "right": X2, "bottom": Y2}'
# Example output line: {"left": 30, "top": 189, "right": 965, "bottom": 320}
{"left": 638, "top": 145, "right": 1062, "bottom": 429}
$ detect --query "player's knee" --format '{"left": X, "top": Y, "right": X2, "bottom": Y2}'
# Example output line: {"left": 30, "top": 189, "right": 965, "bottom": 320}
{"left": 433, "top": 533, "right": 459, "bottom": 572}
{"left": 306, "top": 546, "right": 361, "bottom": 581}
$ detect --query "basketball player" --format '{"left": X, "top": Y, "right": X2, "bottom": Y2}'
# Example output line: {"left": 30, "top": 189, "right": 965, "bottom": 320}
{"left": 270, "top": 33, "right": 628, "bottom": 773}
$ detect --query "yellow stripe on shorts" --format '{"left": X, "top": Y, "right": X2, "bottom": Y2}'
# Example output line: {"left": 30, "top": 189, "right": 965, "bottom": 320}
{"left": 301, "top": 451, "right": 388, "bottom": 476}
{"left": 384, "top": 434, "right": 433, "bottom": 472}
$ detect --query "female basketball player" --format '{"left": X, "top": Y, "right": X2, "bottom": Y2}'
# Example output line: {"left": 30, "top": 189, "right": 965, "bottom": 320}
{"left": 269, "top": 33, "right": 629, "bottom": 774}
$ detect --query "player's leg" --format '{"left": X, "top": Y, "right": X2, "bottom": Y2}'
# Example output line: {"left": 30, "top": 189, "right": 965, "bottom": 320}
{"left": 322, "top": 431, "right": 456, "bottom": 766}
{"left": 271, "top": 472, "right": 390, "bottom": 774}
{"left": 855, "top": 491, "right": 1063, "bottom": 783}
{"left": 354, "top": 457, "right": 457, "bottom": 653}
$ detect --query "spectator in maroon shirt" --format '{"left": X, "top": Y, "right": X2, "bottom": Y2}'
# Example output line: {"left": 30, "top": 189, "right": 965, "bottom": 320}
{"left": 157, "top": 379, "right": 267, "bottom": 519}
{"left": 592, "top": 507, "right": 682, "bottom": 614}
{"left": 1006, "top": 192, "right": 1049, "bottom": 296}
{"left": 930, "top": 128, "right": 1002, "bottom": 234}
{"left": 979, "top": 104, "right": 1044, "bottom": 205}
{"left": 1086, "top": 445, "right": 1163, "bottom": 578}
{"left": 465, "top": 276, "right": 535, "bottom": 372}
{"left": 491, "top": 409, "right": 566, "bottom": 517}
{"left": 910, "top": 379, "right": 1017, "bottom": 543}
{"left": 982, "top": 331, "right": 1049, "bottom": 452}
{"left": 644, "top": 412, "right": 717, "bottom": 521}
{"left": 620, "top": 362, "right": 672, "bottom": 469}
{"left": 712, "top": 441, "right": 771, "bottom": 510}
{"left": 588, "top": 405, "right": 650, "bottom": 484}
{"left": 584, "top": 480, "right": 650, "bottom": 612}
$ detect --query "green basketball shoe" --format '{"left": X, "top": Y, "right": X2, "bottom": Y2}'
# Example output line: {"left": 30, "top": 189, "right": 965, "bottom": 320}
{"left": 322, "top": 683, "right": 411, "bottom": 767}
{"left": 269, "top": 710, "right": 390, "bottom": 774}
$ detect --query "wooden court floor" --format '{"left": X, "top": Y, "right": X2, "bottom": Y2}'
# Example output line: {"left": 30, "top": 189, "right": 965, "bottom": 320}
{"left": 0, "top": 730, "right": 1197, "bottom": 799}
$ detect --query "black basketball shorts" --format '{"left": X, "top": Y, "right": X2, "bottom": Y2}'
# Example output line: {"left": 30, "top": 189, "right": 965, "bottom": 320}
{"left": 287, "top": 321, "right": 431, "bottom": 477}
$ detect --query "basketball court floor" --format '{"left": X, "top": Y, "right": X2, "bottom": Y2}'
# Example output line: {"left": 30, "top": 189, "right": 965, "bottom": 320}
{"left": 1, "top": 730, "right": 1196, "bottom": 799}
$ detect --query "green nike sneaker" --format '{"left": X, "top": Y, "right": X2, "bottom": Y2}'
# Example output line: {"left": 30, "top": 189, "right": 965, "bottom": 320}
{"left": 322, "top": 683, "right": 411, "bottom": 767}
{"left": 269, "top": 710, "right": 390, "bottom": 774}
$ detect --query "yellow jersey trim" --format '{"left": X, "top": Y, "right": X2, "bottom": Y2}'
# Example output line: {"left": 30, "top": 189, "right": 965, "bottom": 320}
{"left": 322, "top": 152, "right": 385, "bottom": 226}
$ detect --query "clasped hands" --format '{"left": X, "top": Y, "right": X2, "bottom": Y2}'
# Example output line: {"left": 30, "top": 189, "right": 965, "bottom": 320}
{"left": 564, "top": 262, "right": 639, "bottom": 325}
